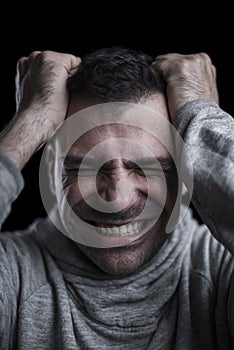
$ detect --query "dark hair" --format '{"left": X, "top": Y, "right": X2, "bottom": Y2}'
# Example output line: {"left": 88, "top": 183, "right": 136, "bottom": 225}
{"left": 68, "top": 46, "right": 165, "bottom": 102}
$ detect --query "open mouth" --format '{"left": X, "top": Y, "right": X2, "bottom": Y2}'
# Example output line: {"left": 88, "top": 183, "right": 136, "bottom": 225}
{"left": 67, "top": 216, "right": 157, "bottom": 248}
{"left": 87, "top": 219, "right": 149, "bottom": 237}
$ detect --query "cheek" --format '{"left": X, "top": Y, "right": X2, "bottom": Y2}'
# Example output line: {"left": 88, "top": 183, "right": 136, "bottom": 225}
{"left": 147, "top": 174, "right": 178, "bottom": 213}
{"left": 62, "top": 177, "right": 96, "bottom": 208}
{"left": 147, "top": 177, "right": 167, "bottom": 206}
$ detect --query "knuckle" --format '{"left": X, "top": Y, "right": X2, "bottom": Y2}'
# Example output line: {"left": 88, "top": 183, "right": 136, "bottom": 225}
{"left": 187, "top": 54, "right": 201, "bottom": 63}
{"left": 197, "top": 52, "right": 212, "bottom": 63}
{"left": 40, "top": 50, "right": 53, "bottom": 61}
{"left": 17, "top": 57, "right": 27, "bottom": 69}
{"left": 176, "top": 58, "right": 190, "bottom": 71}
{"left": 28, "top": 51, "right": 41, "bottom": 59}
{"left": 38, "top": 51, "right": 59, "bottom": 64}
{"left": 40, "top": 51, "right": 67, "bottom": 65}
{"left": 199, "top": 52, "right": 211, "bottom": 59}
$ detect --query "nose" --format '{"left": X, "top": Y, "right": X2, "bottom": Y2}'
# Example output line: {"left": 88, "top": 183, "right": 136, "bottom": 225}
{"left": 97, "top": 168, "right": 138, "bottom": 212}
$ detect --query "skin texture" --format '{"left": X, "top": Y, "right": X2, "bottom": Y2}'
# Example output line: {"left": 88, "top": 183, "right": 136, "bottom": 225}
{"left": 0, "top": 51, "right": 81, "bottom": 169}
{"left": 152, "top": 53, "right": 219, "bottom": 123}
{"left": 0, "top": 51, "right": 219, "bottom": 276}
{"left": 57, "top": 94, "right": 178, "bottom": 275}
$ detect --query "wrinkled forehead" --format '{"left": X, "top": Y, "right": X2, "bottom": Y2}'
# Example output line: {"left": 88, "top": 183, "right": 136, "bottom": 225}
{"left": 54, "top": 101, "right": 174, "bottom": 161}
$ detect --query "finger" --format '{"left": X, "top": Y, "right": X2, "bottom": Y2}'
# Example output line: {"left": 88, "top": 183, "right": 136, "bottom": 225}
{"left": 152, "top": 59, "right": 172, "bottom": 81}
{"left": 152, "top": 58, "right": 167, "bottom": 69}
{"left": 60, "top": 53, "right": 81, "bottom": 69}
{"left": 65, "top": 55, "right": 82, "bottom": 77}
{"left": 153, "top": 53, "right": 183, "bottom": 62}
{"left": 197, "top": 52, "right": 212, "bottom": 64}
{"left": 212, "top": 64, "right": 217, "bottom": 80}
{"left": 69, "top": 55, "right": 81, "bottom": 68}
{"left": 16, "top": 57, "right": 28, "bottom": 79}
{"left": 27, "top": 50, "right": 42, "bottom": 64}
{"left": 37, "top": 51, "right": 81, "bottom": 75}
{"left": 200, "top": 53, "right": 216, "bottom": 82}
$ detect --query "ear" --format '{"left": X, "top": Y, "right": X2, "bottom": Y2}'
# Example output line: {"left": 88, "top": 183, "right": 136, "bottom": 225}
{"left": 45, "top": 144, "right": 56, "bottom": 195}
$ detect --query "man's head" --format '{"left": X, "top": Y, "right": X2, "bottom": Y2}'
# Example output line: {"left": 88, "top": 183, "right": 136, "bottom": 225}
{"left": 49, "top": 47, "right": 179, "bottom": 276}
{"left": 67, "top": 46, "right": 165, "bottom": 104}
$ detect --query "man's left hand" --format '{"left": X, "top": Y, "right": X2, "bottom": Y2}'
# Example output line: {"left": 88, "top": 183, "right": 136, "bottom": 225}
{"left": 153, "top": 53, "right": 219, "bottom": 124}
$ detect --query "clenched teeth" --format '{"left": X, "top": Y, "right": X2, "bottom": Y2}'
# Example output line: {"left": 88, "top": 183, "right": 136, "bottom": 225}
{"left": 97, "top": 220, "right": 144, "bottom": 236}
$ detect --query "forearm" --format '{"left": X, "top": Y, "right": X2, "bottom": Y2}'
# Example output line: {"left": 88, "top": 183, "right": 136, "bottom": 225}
{"left": 0, "top": 51, "right": 80, "bottom": 171}
{"left": 176, "top": 100, "right": 234, "bottom": 253}
{"left": 0, "top": 109, "right": 47, "bottom": 170}
{"left": 0, "top": 152, "right": 24, "bottom": 228}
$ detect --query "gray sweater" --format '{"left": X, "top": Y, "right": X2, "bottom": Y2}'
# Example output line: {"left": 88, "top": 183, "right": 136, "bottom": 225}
{"left": 0, "top": 100, "right": 234, "bottom": 349}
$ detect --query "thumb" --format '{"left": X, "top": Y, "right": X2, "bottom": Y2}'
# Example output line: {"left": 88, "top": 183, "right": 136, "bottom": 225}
{"left": 67, "top": 56, "right": 82, "bottom": 77}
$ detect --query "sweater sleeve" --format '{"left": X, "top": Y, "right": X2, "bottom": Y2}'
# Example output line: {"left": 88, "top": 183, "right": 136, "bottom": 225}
{"left": 0, "top": 152, "right": 24, "bottom": 229}
{"left": 176, "top": 100, "right": 234, "bottom": 255}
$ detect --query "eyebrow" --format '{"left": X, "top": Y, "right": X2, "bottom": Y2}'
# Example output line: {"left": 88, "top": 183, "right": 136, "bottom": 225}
{"left": 124, "top": 157, "right": 175, "bottom": 170}
{"left": 61, "top": 155, "right": 174, "bottom": 170}
{"left": 61, "top": 155, "right": 98, "bottom": 168}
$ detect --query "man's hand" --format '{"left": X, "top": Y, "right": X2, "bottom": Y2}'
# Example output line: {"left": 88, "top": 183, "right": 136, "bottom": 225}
{"left": 0, "top": 51, "right": 81, "bottom": 169}
{"left": 153, "top": 53, "right": 219, "bottom": 124}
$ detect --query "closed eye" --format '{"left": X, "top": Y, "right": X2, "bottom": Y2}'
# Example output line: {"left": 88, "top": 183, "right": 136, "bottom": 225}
{"left": 63, "top": 167, "right": 97, "bottom": 177}
{"left": 134, "top": 166, "right": 164, "bottom": 177}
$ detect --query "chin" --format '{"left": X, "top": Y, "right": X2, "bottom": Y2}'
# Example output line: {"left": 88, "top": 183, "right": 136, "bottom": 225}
{"left": 77, "top": 227, "right": 167, "bottom": 277}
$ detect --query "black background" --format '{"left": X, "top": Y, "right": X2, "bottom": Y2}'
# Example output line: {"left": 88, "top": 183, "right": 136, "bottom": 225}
{"left": 1, "top": 27, "right": 233, "bottom": 231}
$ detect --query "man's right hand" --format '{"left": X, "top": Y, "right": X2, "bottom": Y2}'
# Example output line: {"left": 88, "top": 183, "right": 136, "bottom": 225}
{"left": 0, "top": 51, "right": 81, "bottom": 169}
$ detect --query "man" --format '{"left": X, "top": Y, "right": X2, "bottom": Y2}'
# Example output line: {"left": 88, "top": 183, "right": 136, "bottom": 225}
{"left": 0, "top": 47, "right": 233, "bottom": 349}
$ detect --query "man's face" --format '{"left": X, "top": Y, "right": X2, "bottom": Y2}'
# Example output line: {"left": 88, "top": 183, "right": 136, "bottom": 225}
{"left": 53, "top": 94, "right": 179, "bottom": 276}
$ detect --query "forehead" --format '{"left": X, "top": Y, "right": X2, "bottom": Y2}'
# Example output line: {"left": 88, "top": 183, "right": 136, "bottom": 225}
{"left": 59, "top": 95, "right": 172, "bottom": 160}
{"left": 70, "top": 124, "right": 171, "bottom": 160}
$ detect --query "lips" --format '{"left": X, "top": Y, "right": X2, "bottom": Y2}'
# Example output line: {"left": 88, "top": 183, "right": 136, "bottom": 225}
{"left": 80, "top": 218, "right": 152, "bottom": 247}
{"left": 71, "top": 199, "right": 162, "bottom": 247}
{"left": 91, "top": 220, "right": 145, "bottom": 236}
